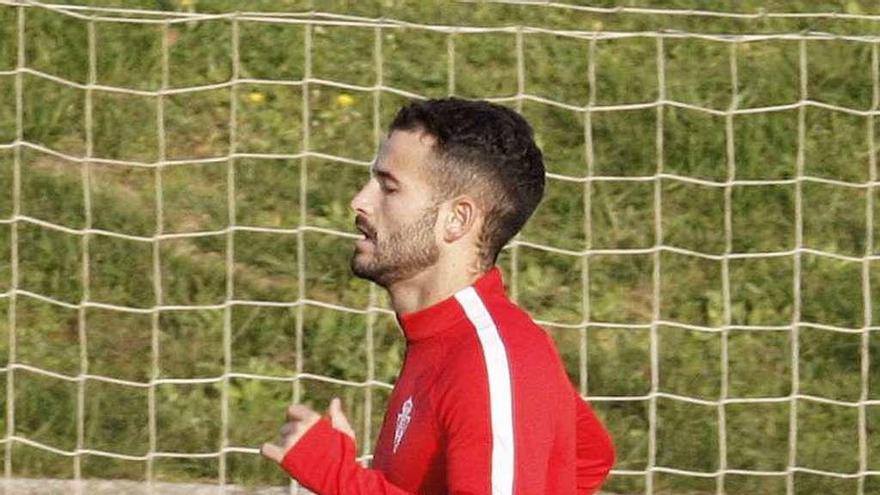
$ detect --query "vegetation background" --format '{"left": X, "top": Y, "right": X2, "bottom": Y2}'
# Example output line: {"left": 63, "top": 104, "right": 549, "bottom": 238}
{"left": 1, "top": 0, "right": 879, "bottom": 493}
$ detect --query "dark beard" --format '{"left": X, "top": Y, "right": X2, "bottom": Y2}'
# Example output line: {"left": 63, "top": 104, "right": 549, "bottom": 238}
{"left": 350, "top": 205, "right": 440, "bottom": 287}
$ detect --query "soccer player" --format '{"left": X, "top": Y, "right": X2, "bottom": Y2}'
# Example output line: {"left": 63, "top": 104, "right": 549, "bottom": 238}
{"left": 261, "top": 98, "right": 615, "bottom": 494}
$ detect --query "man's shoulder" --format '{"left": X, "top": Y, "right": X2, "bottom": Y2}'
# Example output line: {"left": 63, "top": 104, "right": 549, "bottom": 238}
{"left": 444, "top": 295, "right": 564, "bottom": 377}
{"left": 433, "top": 295, "right": 573, "bottom": 415}
{"left": 486, "top": 297, "right": 557, "bottom": 352}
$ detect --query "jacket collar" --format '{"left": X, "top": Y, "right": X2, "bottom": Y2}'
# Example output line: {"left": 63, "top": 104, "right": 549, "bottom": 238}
{"left": 397, "top": 267, "right": 505, "bottom": 342}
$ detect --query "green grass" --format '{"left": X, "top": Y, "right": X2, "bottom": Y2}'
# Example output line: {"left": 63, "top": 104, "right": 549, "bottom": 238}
{"left": 1, "top": 1, "right": 880, "bottom": 493}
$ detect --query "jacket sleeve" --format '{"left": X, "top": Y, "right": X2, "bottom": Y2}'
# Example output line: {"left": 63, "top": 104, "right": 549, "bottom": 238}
{"left": 280, "top": 418, "right": 411, "bottom": 495}
{"left": 574, "top": 390, "right": 615, "bottom": 494}
{"left": 280, "top": 407, "right": 498, "bottom": 495}
{"left": 435, "top": 337, "right": 558, "bottom": 494}
{"left": 439, "top": 376, "right": 498, "bottom": 494}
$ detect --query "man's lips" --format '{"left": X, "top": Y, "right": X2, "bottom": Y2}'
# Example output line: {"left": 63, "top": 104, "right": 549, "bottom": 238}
{"left": 355, "top": 217, "right": 376, "bottom": 241}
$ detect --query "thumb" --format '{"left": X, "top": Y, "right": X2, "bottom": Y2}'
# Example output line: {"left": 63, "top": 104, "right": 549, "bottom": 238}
{"left": 260, "top": 441, "right": 286, "bottom": 464}
{"left": 328, "top": 397, "right": 355, "bottom": 440}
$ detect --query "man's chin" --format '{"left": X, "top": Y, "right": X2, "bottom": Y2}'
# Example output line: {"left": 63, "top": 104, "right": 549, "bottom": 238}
{"left": 350, "top": 256, "right": 379, "bottom": 284}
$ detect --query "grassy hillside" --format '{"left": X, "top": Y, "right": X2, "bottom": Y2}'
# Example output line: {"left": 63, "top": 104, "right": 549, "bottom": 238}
{"left": 1, "top": 1, "right": 879, "bottom": 493}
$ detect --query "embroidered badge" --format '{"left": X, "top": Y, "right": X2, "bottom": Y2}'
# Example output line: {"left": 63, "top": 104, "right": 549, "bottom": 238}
{"left": 393, "top": 396, "right": 414, "bottom": 454}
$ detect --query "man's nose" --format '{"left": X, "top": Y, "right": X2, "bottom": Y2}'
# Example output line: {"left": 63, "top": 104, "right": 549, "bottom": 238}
{"left": 350, "top": 183, "right": 370, "bottom": 215}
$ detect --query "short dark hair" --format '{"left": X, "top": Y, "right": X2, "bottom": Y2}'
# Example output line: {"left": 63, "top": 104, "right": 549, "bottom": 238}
{"left": 389, "top": 97, "right": 545, "bottom": 269}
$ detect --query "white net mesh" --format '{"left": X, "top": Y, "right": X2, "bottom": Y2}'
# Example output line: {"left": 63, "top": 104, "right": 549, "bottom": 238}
{"left": 0, "top": 1, "right": 878, "bottom": 494}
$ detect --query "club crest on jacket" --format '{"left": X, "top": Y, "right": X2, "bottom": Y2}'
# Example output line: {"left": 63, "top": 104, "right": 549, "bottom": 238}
{"left": 393, "top": 396, "right": 414, "bottom": 454}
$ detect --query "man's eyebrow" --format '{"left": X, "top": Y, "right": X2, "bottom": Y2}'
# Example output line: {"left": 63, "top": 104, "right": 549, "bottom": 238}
{"left": 371, "top": 166, "right": 400, "bottom": 184}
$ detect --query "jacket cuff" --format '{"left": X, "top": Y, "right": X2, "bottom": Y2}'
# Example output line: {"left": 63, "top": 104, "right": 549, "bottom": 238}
{"left": 280, "top": 417, "right": 350, "bottom": 492}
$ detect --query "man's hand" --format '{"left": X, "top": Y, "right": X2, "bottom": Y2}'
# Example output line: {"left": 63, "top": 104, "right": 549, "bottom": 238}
{"left": 261, "top": 398, "right": 355, "bottom": 464}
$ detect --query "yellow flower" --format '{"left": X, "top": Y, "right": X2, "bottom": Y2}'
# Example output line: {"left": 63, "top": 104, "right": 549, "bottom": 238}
{"left": 180, "top": 0, "right": 195, "bottom": 7}
{"left": 846, "top": 0, "right": 861, "bottom": 14}
{"left": 591, "top": 21, "right": 604, "bottom": 32}
{"left": 336, "top": 93, "right": 355, "bottom": 108}
{"left": 246, "top": 91, "right": 266, "bottom": 104}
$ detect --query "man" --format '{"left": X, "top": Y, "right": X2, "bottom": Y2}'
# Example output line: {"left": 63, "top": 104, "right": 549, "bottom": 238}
{"left": 261, "top": 98, "right": 615, "bottom": 494}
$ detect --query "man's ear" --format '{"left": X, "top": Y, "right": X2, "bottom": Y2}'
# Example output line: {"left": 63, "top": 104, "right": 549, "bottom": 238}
{"left": 441, "top": 195, "right": 479, "bottom": 243}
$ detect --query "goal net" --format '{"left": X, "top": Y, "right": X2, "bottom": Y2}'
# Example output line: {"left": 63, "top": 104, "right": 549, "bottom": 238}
{"left": 0, "top": 1, "right": 877, "bottom": 494}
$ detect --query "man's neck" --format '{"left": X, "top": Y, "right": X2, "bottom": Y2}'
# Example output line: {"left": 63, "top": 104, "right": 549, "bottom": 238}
{"left": 387, "top": 260, "right": 485, "bottom": 315}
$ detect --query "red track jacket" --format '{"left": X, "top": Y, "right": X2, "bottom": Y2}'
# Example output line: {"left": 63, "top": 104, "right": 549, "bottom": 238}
{"left": 281, "top": 267, "right": 614, "bottom": 494}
